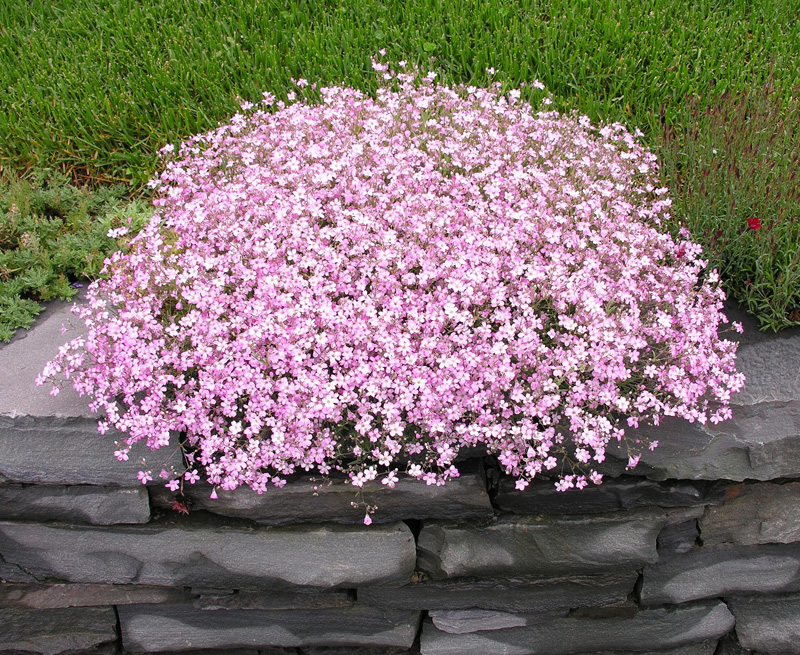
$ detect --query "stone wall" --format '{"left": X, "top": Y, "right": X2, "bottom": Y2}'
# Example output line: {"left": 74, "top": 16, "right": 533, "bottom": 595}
{"left": 1, "top": 297, "right": 799, "bottom": 655}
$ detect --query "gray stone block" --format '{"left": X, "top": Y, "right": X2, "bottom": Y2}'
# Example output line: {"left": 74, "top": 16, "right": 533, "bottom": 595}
{"left": 0, "top": 415, "right": 184, "bottom": 486}
{"left": 150, "top": 461, "right": 492, "bottom": 525}
{"left": 0, "top": 517, "right": 416, "bottom": 589}
{"left": 358, "top": 572, "right": 637, "bottom": 612}
{"left": 603, "top": 322, "right": 800, "bottom": 483}
{"left": 0, "top": 484, "right": 150, "bottom": 524}
{"left": 0, "top": 582, "right": 186, "bottom": 609}
{"left": 0, "top": 292, "right": 92, "bottom": 419}
{"left": 700, "top": 482, "right": 800, "bottom": 547}
{"left": 417, "top": 508, "right": 666, "bottom": 579}
{"left": 494, "top": 476, "right": 720, "bottom": 516}
{"left": 606, "top": 401, "right": 800, "bottom": 482}
{"left": 0, "top": 606, "right": 117, "bottom": 655}
{"left": 118, "top": 604, "right": 421, "bottom": 652}
{"left": 419, "top": 600, "right": 734, "bottom": 655}
{"left": 640, "top": 542, "right": 800, "bottom": 605}
{"left": 727, "top": 593, "right": 800, "bottom": 654}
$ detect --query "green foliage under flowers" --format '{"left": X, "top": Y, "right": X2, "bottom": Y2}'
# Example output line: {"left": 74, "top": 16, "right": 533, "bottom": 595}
{"left": 0, "top": 169, "right": 151, "bottom": 341}
{"left": 658, "top": 78, "right": 800, "bottom": 331}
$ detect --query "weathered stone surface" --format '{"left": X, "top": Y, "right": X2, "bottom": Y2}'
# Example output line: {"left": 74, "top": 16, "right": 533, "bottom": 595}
{"left": 640, "top": 542, "right": 800, "bottom": 605}
{"left": 606, "top": 401, "right": 800, "bottom": 483}
{"left": 602, "top": 315, "right": 800, "bottom": 483}
{"left": 429, "top": 609, "right": 528, "bottom": 634}
{"left": 417, "top": 508, "right": 666, "bottom": 580}
{"left": 0, "top": 415, "right": 184, "bottom": 486}
{"left": 190, "top": 589, "right": 352, "bottom": 611}
{"left": 118, "top": 604, "right": 421, "bottom": 652}
{"left": 574, "top": 643, "right": 719, "bottom": 655}
{"left": 419, "top": 600, "right": 734, "bottom": 655}
{"left": 0, "top": 517, "right": 416, "bottom": 589}
{"left": 150, "top": 460, "right": 492, "bottom": 525}
{"left": 0, "top": 293, "right": 91, "bottom": 419}
{"left": 494, "top": 476, "right": 721, "bottom": 516}
{"left": 0, "top": 582, "right": 186, "bottom": 609}
{"left": 714, "top": 634, "right": 760, "bottom": 655}
{"left": 0, "top": 484, "right": 150, "bottom": 524}
{"left": 657, "top": 519, "right": 700, "bottom": 555}
{"left": 727, "top": 593, "right": 800, "bottom": 654}
{"left": 0, "top": 606, "right": 117, "bottom": 655}
{"left": 358, "top": 572, "right": 637, "bottom": 613}
{"left": 0, "top": 293, "right": 183, "bottom": 487}
{"left": 700, "top": 482, "right": 800, "bottom": 547}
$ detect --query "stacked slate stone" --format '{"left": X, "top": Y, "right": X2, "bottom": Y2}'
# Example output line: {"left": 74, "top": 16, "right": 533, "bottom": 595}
{"left": 1, "top": 297, "right": 800, "bottom": 655}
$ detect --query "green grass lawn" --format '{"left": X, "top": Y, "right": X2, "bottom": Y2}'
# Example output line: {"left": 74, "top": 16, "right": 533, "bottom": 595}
{"left": 0, "top": 0, "right": 798, "bottom": 336}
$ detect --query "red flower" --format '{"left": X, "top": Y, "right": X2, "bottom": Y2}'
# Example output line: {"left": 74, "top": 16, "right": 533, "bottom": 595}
{"left": 747, "top": 217, "right": 761, "bottom": 230}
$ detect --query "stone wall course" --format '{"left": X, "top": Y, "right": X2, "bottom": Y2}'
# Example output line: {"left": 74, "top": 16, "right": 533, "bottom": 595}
{"left": 726, "top": 593, "right": 800, "bottom": 655}
{"left": 418, "top": 600, "right": 734, "bottom": 655}
{"left": 493, "top": 476, "right": 722, "bottom": 516}
{"left": 358, "top": 572, "right": 638, "bottom": 613}
{"left": 699, "top": 482, "right": 800, "bottom": 547}
{"left": 0, "top": 517, "right": 416, "bottom": 589}
{"left": 117, "top": 604, "right": 421, "bottom": 652}
{"left": 149, "top": 460, "right": 492, "bottom": 525}
{"left": 640, "top": 542, "right": 800, "bottom": 605}
{"left": 0, "top": 582, "right": 186, "bottom": 610}
{"left": 0, "top": 484, "right": 150, "bottom": 525}
{"left": 417, "top": 508, "right": 667, "bottom": 580}
{"left": 0, "top": 606, "right": 117, "bottom": 655}
{"left": 0, "top": 415, "right": 184, "bottom": 486}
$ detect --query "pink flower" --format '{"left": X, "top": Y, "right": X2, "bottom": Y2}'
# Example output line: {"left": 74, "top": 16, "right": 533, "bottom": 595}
{"left": 37, "top": 57, "right": 744, "bottom": 517}
{"left": 137, "top": 470, "right": 152, "bottom": 484}
{"left": 166, "top": 479, "right": 180, "bottom": 491}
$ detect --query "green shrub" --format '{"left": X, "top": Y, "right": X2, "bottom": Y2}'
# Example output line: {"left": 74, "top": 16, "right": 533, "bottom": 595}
{"left": 0, "top": 169, "right": 151, "bottom": 341}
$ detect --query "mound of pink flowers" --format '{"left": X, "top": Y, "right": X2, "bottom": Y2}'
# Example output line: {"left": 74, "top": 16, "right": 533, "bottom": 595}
{"left": 39, "top": 60, "right": 745, "bottom": 510}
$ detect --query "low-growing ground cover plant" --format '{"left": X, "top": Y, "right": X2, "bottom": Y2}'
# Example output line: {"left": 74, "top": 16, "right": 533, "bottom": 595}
{"left": 0, "top": 169, "right": 151, "bottom": 341}
{"left": 38, "top": 61, "right": 745, "bottom": 519}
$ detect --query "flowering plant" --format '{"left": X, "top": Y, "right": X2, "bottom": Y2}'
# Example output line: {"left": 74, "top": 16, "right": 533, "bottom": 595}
{"left": 38, "top": 58, "right": 744, "bottom": 515}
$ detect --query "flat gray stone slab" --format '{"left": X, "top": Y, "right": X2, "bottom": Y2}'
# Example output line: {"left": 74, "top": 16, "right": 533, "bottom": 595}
{"left": 0, "top": 293, "right": 90, "bottom": 418}
{"left": 358, "top": 572, "right": 637, "bottom": 613}
{"left": 150, "top": 461, "right": 492, "bottom": 525}
{"left": 419, "top": 600, "right": 734, "bottom": 655}
{"left": 118, "top": 604, "right": 421, "bottom": 652}
{"left": 494, "top": 476, "right": 721, "bottom": 516}
{"left": 0, "top": 517, "right": 416, "bottom": 589}
{"left": 0, "top": 291, "right": 184, "bottom": 487}
{"left": 605, "top": 320, "right": 800, "bottom": 483}
{"left": 0, "top": 414, "right": 184, "bottom": 486}
{"left": 727, "top": 593, "right": 800, "bottom": 654}
{"left": 417, "top": 508, "right": 666, "bottom": 579}
{"left": 640, "top": 542, "right": 800, "bottom": 605}
{"left": 699, "top": 482, "right": 800, "bottom": 546}
{"left": 0, "top": 582, "right": 186, "bottom": 609}
{"left": 0, "top": 484, "right": 150, "bottom": 524}
{"left": 0, "top": 606, "right": 117, "bottom": 655}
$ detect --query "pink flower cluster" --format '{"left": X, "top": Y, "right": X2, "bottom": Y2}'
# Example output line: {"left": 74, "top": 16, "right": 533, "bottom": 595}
{"left": 38, "top": 61, "right": 745, "bottom": 499}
